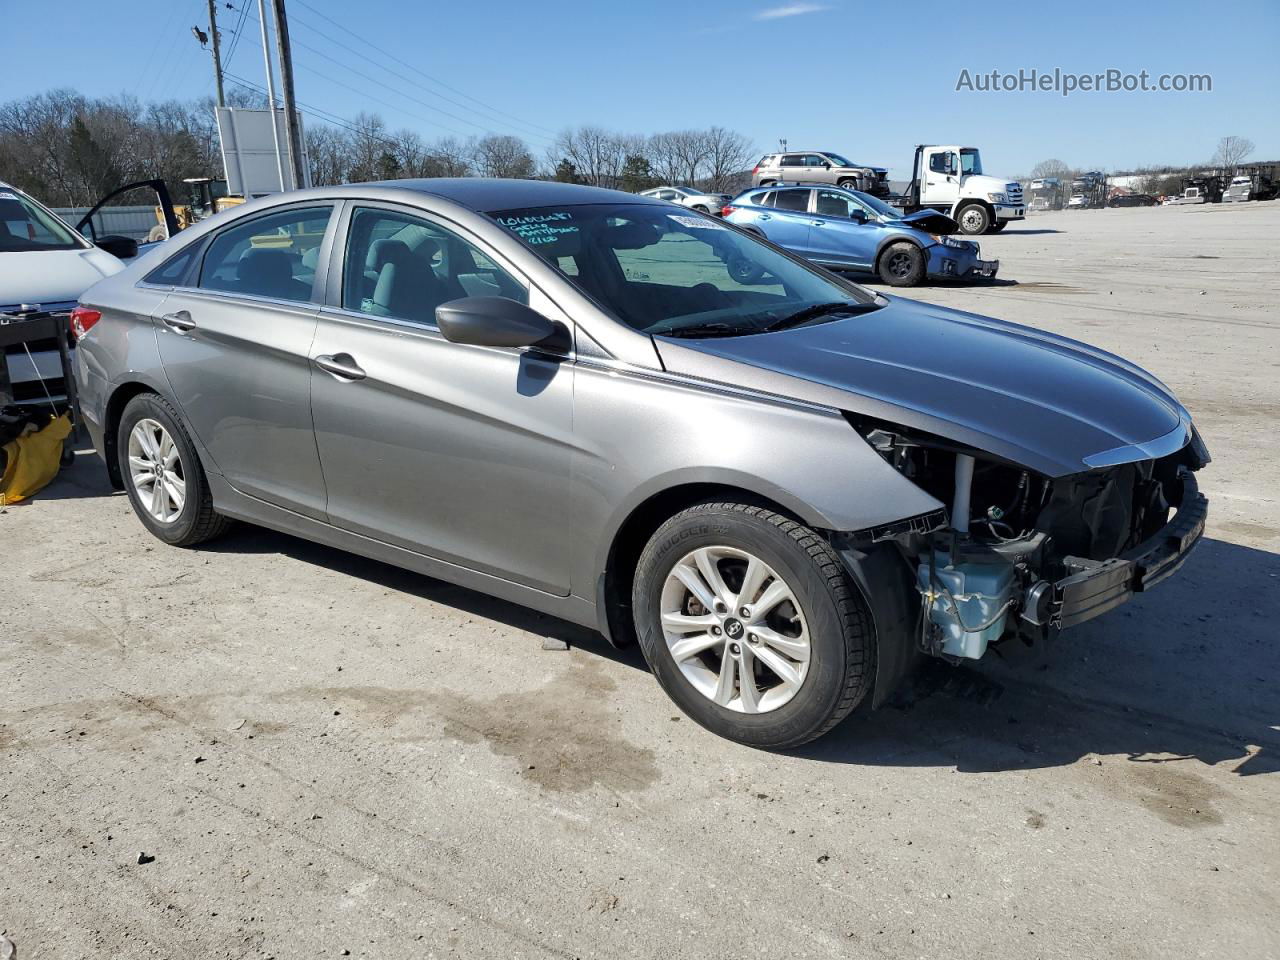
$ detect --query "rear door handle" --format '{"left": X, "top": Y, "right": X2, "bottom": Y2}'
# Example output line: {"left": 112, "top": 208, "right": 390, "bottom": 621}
{"left": 759, "top": 213, "right": 772, "bottom": 220}
{"left": 160, "top": 311, "right": 196, "bottom": 332}
{"left": 811, "top": 219, "right": 826, "bottom": 226}
{"left": 315, "top": 353, "right": 366, "bottom": 381}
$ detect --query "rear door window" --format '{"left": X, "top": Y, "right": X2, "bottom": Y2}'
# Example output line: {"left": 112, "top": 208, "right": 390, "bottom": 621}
{"left": 198, "top": 206, "right": 333, "bottom": 302}
{"left": 773, "top": 190, "right": 811, "bottom": 212}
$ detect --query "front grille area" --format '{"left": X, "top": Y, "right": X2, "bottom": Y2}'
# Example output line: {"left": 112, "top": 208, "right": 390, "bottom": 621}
{"left": 1006, "top": 182, "right": 1024, "bottom": 202}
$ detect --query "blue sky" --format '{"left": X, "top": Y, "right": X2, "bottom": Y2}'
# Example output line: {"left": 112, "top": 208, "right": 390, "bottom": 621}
{"left": 4, "top": 0, "right": 1277, "bottom": 178}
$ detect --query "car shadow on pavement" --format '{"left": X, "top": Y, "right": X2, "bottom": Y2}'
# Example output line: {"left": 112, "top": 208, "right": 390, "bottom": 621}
{"left": 798, "top": 537, "right": 1280, "bottom": 777}
{"left": 203, "top": 521, "right": 649, "bottom": 672}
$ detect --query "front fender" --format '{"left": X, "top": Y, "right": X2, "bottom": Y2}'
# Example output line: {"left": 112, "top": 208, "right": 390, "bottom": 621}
{"left": 572, "top": 359, "right": 945, "bottom": 598}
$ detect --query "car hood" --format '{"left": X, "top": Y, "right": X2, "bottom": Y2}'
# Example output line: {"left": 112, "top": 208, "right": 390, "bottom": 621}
{"left": 0, "top": 247, "right": 124, "bottom": 308}
{"left": 654, "top": 297, "right": 1188, "bottom": 477}
{"left": 888, "top": 209, "right": 957, "bottom": 234}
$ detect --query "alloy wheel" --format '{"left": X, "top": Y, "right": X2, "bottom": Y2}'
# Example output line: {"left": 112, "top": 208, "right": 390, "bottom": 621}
{"left": 127, "top": 418, "right": 186, "bottom": 523}
{"left": 660, "top": 546, "right": 811, "bottom": 714}
{"left": 887, "top": 251, "right": 914, "bottom": 278}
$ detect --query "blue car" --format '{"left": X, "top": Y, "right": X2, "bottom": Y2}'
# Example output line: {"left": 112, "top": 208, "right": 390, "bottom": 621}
{"left": 723, "top": 184, "right": 998, "bottom": 287}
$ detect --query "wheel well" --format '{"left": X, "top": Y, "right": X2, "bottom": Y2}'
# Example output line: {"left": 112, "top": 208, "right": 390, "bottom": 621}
{"left": 101, "top": 382, "right": 158, "bottom": 489}
{"left": 600, "top": 483, "right": 801, "bottom": 647}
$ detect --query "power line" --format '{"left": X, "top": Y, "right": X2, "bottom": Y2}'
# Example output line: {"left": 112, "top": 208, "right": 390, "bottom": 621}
{"left": 222, "top": 0, "right": 253, "bottom": 69}
{"left": 225, "top": 3, "right": 549, "bottom": 146}
{"left": 292, "top": 0, "right": 558, "bottom": 137}
{"left": 284, "top": 5, "right": 557, "bottom": 143}
{"left": 289, "top": 41, "right": 552, "bottom": 145}
{"left": 223, "top": 71, "right": 402, "bottom": 151}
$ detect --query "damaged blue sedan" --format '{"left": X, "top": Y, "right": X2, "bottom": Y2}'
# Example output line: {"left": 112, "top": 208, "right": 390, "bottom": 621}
{"left": 722, "top": 184, "right": 997, "bottom": 286}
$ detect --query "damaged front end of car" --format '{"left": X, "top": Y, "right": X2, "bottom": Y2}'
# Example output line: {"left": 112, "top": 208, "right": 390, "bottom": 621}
{"left": 836, "top": 414, "right": 1210, "bottom": 676}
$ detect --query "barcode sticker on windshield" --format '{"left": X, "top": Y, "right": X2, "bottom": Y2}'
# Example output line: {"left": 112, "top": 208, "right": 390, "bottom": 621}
{"left": 0, "top": 191, "right": 18, "bottom": 201}
{"left": 668, "top": 214, "right": 725, "bottom": 230}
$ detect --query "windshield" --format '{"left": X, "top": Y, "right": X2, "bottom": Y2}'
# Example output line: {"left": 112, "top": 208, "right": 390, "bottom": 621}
{"left": 824, "top": 153, "right": 852, "bottom": 166}
{"left": 489, "top": 203, "right": 876, "bottom": 338}
{"left": 846, "top": 189, "right": 904, "bottom": 220}
{"left": 960, "top": 149, "right": 983, "bottom": 176}
{"left": 0, "top": 188, "right": 82, "bottom": 252}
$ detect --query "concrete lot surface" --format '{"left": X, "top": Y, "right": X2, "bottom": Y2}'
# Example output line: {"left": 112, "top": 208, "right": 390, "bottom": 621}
{"left": 2, "top": 202, "right": 1278, "bottom": 959}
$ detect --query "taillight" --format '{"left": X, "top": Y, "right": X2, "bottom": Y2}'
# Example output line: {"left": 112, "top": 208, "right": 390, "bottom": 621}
{"left": 70, "top": 306, "right": 102, "bottom": 341}
{"left": 751, "top": 164, "right": 760, "bottom": 174}
{"left": 721, "top": 205, "right": 735, "bottom": 217}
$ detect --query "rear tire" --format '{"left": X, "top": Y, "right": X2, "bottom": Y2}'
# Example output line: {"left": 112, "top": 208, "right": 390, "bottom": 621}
{"left": 877, "top": 242, "right": 926, "bottom": 287}
{"left": 117, "top": 393, "right": 232, "bottom": 547}
{"left": 632, "top": 502, "right": 874, "bottom": 749}
{"left": 956, "top": 203, "right": 990, "bottom": 235}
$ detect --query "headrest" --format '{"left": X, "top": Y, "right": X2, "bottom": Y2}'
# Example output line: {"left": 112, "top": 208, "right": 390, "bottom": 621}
{"left": 237, "top": 248, "right": 291, "bottom": 285}
{"left": 365, "top": 238, "right": 409, "bottom": 273}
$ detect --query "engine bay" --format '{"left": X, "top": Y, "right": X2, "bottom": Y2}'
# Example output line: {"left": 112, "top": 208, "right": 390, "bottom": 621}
{"left": 849, "top": 416, "right": 1209, "bottom": 660}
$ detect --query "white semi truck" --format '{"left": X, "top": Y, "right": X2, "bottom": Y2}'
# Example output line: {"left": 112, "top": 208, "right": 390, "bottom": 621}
{"left": 897, "top": 145, "right": 1026, "bottom": 235}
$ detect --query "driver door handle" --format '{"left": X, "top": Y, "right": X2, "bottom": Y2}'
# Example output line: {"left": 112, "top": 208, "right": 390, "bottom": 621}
{"left": 315, "top": 353, "right": 366, "bottom": 381}
{"left": 160, "top": 311, "right": 196, "bottom": 332}
{"left": 811, "top": 219, "right": 826, "bottom": 226}
{"left": 759, "top": 213, "right": 772, "bottom": 220}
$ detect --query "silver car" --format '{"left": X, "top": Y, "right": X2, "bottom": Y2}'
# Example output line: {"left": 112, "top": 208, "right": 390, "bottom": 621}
{"left": 752, "top": 151, "right": 891, "bottom": 197}
{"left": 74, "top": 179, "right": 1209, "bottom": 748}
{"left": 638, "top": 185, "right": 731, "bottom": 214}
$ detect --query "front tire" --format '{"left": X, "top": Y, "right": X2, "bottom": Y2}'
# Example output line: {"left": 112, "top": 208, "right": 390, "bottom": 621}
{"left": 986, "top": 219, "right": 1008, "bottom": 233}
{"left": 632, "top": 502, "right": 874, "bottom": 748}
{"left": 877, "top": 242, "right": 926, "bottom": 286}
{"left": 956, "top": 203, "right": 991, "bottom": 235}
{"left": 117, "top": 393, "right": 232, "bottom": 547}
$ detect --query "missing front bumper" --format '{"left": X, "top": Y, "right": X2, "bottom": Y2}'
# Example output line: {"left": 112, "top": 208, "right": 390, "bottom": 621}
{"left": 1022, "top": 469, "right": 1208, "bottom": 631}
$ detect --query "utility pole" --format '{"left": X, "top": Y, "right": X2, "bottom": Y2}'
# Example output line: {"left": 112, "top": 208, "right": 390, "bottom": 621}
{"left": 270, "top": 0, "right": 307, "bottom": 190}
{"left": 207, "top": 0, "right": 225, "bottom": 107}
{"left": 256, "top": 0, "right": 287, "bottom": 192}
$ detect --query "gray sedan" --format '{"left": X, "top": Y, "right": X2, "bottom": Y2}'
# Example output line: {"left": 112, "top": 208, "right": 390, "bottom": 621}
{"left": 73, "top": 179, "right": 1208, "bottom": 748}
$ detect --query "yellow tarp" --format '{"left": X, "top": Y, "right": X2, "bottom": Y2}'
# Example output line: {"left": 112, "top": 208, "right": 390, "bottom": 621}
{"left": 0, "top": 413, "right": 72, "bottom": 506}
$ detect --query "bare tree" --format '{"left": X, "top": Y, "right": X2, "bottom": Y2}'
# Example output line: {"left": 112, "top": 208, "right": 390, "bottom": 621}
{"left": 1212, "top": 136, "right": 1254, "bottom": 170}
{"left": 1029, "top": 158, "right": 1073, "bottom": 182}
{"left": 427, "top": 136, "right": 475, "bottom": 178}
{"left": 549, "top": 125, "right": 629, "bottom": 187}
{"left": 472, "top": 134, "right": 535, "bottom": 179}
{"left": 704, "top": 126, "right": 755, "bottom": 191}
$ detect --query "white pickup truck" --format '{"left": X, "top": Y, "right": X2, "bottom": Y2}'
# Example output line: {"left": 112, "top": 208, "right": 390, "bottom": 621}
{"left": 896, "top": 145, "right": 1026, "bottom": 235}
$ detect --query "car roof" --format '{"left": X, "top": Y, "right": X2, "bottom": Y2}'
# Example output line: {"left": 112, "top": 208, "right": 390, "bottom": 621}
{"left": 358, "top": 177, "right": 652, "bottom": 212}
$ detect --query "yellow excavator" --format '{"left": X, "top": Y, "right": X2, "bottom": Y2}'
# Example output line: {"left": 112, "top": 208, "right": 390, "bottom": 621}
{"left": 147, "top": 177, "right": 246, "bottom": 241}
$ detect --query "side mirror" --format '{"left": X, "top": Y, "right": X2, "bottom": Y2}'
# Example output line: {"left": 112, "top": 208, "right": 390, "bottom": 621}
{"left": 435, "top": 296, "right": 569, "bottom": 353}
{"left": 849, "top": 209, "right": 867, "bottom": 223}
{"left": 96, "top": 234, "right": 139, "bottom": 260}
